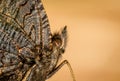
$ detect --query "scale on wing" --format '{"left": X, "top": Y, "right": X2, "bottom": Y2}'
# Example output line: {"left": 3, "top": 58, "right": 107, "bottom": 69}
{"left": 0, "top": 0, "right": 52, "bottom": 80}
{"left": 0, "top": 0, "right": 52, "bottom": 48}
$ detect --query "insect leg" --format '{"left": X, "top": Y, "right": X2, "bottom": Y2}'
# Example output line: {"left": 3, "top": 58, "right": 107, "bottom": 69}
{"left": 47, "top": 60, "right": 76, "bottom": 81}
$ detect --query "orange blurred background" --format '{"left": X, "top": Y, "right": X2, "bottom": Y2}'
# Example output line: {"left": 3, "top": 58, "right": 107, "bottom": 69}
{"left": 42, "top": 0, "right": 120, "bottom": 81}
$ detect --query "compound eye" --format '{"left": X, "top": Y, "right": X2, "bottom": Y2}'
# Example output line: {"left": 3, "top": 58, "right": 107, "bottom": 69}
{"left": 53, "top": 39, "right": 62, "bottom": 47}
{"left": 52, "top": 33, "right": 62, "bottom": 48}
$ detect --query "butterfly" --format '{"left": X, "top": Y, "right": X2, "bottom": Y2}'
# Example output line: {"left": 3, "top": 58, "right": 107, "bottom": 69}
{"left": 0, "top": 0, "right": 75, "bottom": 81}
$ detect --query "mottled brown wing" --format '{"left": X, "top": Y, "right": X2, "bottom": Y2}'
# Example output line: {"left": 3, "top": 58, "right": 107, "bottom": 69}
{"left": 0, "top": 0, "right": 51, "bottom": 47}
{"left": 0, "top": 14, "right": 33, "bottom": 79}
{"left": 0, "top": 0, "right": 51, "bottom": 80}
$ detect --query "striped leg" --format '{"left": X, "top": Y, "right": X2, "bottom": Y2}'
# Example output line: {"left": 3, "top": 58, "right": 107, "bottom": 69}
{"left": 46, "top": 60, "right": 76, "bottom": 81}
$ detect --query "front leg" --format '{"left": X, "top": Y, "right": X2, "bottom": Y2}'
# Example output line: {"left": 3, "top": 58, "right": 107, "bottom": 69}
{"left": 46, "top": 60, "right": 76, "bottom": 81}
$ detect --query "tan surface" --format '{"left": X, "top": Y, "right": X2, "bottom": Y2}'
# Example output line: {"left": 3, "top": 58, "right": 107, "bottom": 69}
{"left": 42, "top": 0, "right": 120, "bottom": 81}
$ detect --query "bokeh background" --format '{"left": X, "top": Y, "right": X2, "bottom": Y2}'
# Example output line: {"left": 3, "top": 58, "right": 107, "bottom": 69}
{"left": 42, "top": 0, "right": 120, "bottom": 81}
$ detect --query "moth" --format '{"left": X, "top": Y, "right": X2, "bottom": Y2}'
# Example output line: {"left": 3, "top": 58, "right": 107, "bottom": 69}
{"left": 0, "top": 0, "right": 76, "bottom": 81}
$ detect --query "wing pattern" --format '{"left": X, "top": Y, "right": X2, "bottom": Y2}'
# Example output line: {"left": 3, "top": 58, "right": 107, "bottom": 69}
{"left": 0, "top": 0, "right": 52, "bottom": 80}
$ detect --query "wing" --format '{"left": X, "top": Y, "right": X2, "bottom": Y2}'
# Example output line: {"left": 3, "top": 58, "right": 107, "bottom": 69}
{"left": 0, "top": 0, "right": 52, "bottom": 79}
{"left": 0, "top": 0, "right": 52, "bottom": 47}
{"left": 0, "top": 6, "right": 34, "bottom": 79}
